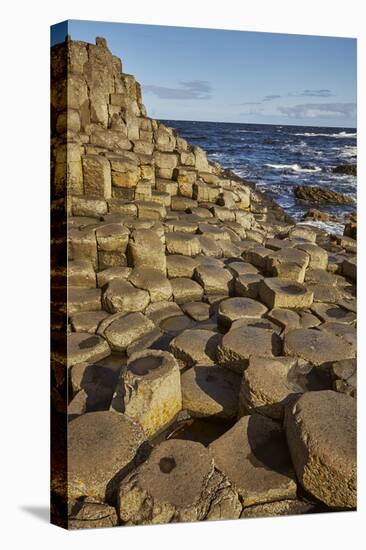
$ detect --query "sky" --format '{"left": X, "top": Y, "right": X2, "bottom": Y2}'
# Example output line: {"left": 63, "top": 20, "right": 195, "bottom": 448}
{"left": 51, "top": 20, "right": 357, "bottom": 128}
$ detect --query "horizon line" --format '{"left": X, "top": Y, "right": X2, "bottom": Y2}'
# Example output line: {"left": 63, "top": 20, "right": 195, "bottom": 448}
{"left": 159, "top": 118, "right": 357, "bottom": 130}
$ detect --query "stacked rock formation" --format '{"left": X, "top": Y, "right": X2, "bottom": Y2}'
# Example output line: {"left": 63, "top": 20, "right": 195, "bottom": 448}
{"left": 51, "top": 36, "right": 357, "bottom": 529}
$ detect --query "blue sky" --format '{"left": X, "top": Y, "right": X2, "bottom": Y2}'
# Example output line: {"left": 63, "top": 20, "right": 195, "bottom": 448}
{"left": 52, "top": 20, "right": 357, "bottom": 128}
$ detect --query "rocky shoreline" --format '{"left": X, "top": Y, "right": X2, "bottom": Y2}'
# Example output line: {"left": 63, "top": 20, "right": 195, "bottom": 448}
{"left": 51, "top": 36, "right": 357, "bottom": 529}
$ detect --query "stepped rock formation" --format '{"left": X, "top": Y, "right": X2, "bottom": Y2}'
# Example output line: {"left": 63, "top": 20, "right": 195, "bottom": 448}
{"left": 51, "top": 36, "right": 357, "bottom": 529}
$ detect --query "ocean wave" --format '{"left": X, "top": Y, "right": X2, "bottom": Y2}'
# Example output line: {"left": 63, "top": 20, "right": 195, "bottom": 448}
{"left": 265, "top": 163, "right": 322, "bottom": 173}
{"left": 300, "top": 219, "right": 344, "bottom": 236}
{"left": 294, "top": 131, "right": 356, "bottom": 138}
{"left": 339, "top": 146, "right": 357, "bottom": 158}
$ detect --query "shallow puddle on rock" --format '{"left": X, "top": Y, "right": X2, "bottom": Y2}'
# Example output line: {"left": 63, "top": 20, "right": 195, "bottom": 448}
{"left": 129, "top": 356, "right": 162, "bottom": 375}
{"left": 160, "top": 315, "right": 195, "bottom": 333}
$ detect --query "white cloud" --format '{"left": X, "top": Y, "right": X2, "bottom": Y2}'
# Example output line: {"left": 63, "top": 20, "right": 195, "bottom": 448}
{"left": 277, "top": 102, "right": 356, "bottom": 119}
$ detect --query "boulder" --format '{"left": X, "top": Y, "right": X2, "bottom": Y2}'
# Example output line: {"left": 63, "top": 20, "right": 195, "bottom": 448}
{"left": 181, "top": 365, "right": 240, "bottom": 419}
{"left": 333, "top": 164, "right": 357, "bottom": 176}
{"left": 285, "top": 391, "right": 356, "bottom": 508}
{"left": 209, "top": 415, "right": 297, "bottom": 507}
{"left": 294, "top": 185, "right": 354, "bottom": 204}
{"left": 111, "top": 350, "right": 182, "bottom": 436}
{"left": 68, "top": 411, "right": 146, "bottom": 501}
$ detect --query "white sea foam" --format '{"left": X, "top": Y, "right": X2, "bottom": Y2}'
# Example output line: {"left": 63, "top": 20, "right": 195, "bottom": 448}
{"left": 300, "top": 219, "right": 344, "bottom": 236}
{"left": 339, "top": 146, "right": 357, "bottom": 158}
{"left": 294, "top": 131, "right": 356, "bottom": 138}
{"left": 265, "top": 163, "right": 322, "bottom": 173}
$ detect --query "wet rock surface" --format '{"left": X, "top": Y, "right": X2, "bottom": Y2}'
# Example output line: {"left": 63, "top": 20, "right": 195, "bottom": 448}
{"left": 51, "top": 36, "right": 357, "bottom": 529}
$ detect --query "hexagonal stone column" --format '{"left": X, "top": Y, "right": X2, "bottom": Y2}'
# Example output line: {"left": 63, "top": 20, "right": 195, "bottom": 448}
{"left": 285, "top": 391, "right": 356, "bottom": 508}
{"left": 181, "top": 365, "right": 240, "bottom": 419}
{"left": 194, "top": 264, "right": 233, "bottom": 295}
{"left": 68, "top": 411, "right": 146, "bottom": 501}
{"left": 118, "top": 439, "right": 223, "bottom": 524}
{"left": 66, "top": 333, "right": 111, "bottom": 367}
{"left": 259, "top": 278, "right": 314, "bottom": 309}
{"left": 283, "top": 328, "right": 355, "bottom": 365}
{"left": 209, "top": 414, "right": 297, "bottom": 507}
{"left": 217, "top": 324, "right": 282, "bottom": 373}
{"left": 111, "top": 350, "right": 182, "bottom": 437}
{"left": 102, "top": 312, "right": 156, "bottom": 352}
{"left": 218, "top": 297, "right": 268, "bottom": 331}
{"left": 170, "top": 329, "right": 221, "bottom": 368}
{"left": 239, "top": 356, "right": 306, "bottom": 420}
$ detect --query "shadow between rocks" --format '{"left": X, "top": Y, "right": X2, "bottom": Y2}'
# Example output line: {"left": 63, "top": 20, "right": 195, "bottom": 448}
{"left": 246, "top": 414, "right": 293, "bottom": 476}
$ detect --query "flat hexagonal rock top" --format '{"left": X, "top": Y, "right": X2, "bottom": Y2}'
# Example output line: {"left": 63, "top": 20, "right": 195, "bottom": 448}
{"left": 217, "top": 324, "right": 282, "bottom": 373}
{"left": 194, "top": 264, "right": 233, "bottom": 295}
{"left": 218, "top": 297, "right": 268, "bottom": 330}
{"left": 66, "top": 333, "right": 111, "bottom": 367}
{"left": 285, "top": 391, "right": 356, "bottom": 508}
{"left": 310, "top": 302, "right": 356, "bottom": 325}
{"left": 68, "top": 411, "right": 146, "bottom": 501}
{"left": 102, "top": 312, "right": 156, "bottom": 352}
{"left": 227, "top": 261, "right": 258, "bottom": 277}
{"left": 102, "top": 279, "right": 150, "bottom": 314}
{"left": 128, "top": 267, "right": 172, "bottom": 302}
{"left": 181, "top": 301, "right": 211, "bottom": 321}
{"left": 283, "top": 328, "right": 355, "bottom": 365}
{"left": 170, "top": 329, "right": 222, "bottom": 368}
{"left": 259, "top": 278, "right": 314, "bottom": 309}
{"left": 171, "top": 277, "right": 204, "bottom": 304}
{"left": 181, "top": 365, "right": 241, "bottom": 419}
{"left": 209, "top": 414, "right": 297, "bottom": 507}
{"left": 118, "top": 439, "right": 220, "bottom": 524}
